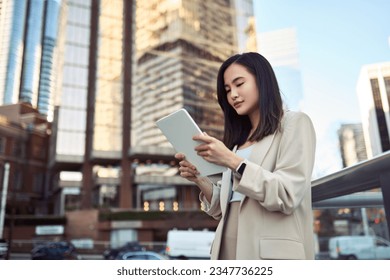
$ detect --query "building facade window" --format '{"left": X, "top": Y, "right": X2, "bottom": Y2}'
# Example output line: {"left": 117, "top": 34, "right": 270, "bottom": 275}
{"left": 92, "top": 0, "right": 124, "bottom": 153}
{"left": 13, "top": 140, "right": 25, "bottom": 158}
{"left": 370, "top": 78, "right": 390, "bottom": 152}
{"left": 55, "top": 0, "right": 91, "bottom": 157}
{"left": 384, "top": 76, "right": 390, "bottom": 111}
{"left": 13, "top": 168, "right": 22, "bottom": 191}
{"left": 33, "top": 173, "right": 45, "bottom": 193}
{"left": 0, "top": 137, "right": 5, "bottom": 154}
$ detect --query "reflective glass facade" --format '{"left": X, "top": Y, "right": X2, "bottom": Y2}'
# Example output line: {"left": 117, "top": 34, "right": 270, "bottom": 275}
{"left": 233, "top": 0, "right": 257, "bottom": 52}
{"left": 38, "top": 0, "right": 61, "bottom": 119}
{"left": 357, "top": 62, "right": 390, "bottom": 158}
{"left": 92, "top": 0, "right": 123, "bottom": 155}
{"left": 133, "top": 0, "right": 237, "bottom": 147}
{"left": 19, "top": 0, "right": 44, "bottom": 105}
{"left": 55, "top": 0, "right": 90, "bottom": 156}
{"left": 0, "top": 0, "right": 61, "bottom": 118}
{"left": 0, "top": 0, "right": 27, "bottom": 104}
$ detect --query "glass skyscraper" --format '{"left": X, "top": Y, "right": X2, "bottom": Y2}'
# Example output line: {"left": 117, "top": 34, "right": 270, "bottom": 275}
{"left": 133, "top": 0, "right": 237, "bottom": 148}
{"left": 0, "top": 0, "right": 27, "bottom": 104}
{"left": 2, "top": 0, "right": 256, "bottom": 214}
{"left": 0, "top": 0, "right": 257, "bottom": 246}
{"left": 38, "top": 0, "right": 62, "bottom": 118}
{"left": 54, "top": 0, "right": 90, "bottom": 158}
{"left": 52, "top": 0, "right": 249, "bottom": 212}
{"left": 0, "top": 0, "right": 61, "bottom": 119}
{"left": 19, "top": 0, "right": 45, "bottom": 106}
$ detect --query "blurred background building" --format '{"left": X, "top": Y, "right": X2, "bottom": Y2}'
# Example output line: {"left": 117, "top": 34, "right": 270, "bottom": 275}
{"left": 0, "top": 0, "right": 257, "bottom": 247}
{"left": 258, "top": 27, "right": 304, "bottom": 111}
{"left": 338, "top": 123, "right": 367, "bottom": 168}
{"left": 0, "top": 0, "right": 388, "bottom": 256}
{"left": 357, "top": 62, "right": 390, "bottom": 158}
{"left": 0, "top": 0, "right": 61, "bottom": 120}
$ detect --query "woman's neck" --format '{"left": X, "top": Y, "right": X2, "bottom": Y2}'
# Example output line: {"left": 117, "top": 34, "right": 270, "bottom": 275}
{"left": 248, "top": 110, "right": 260, "bottom": 130}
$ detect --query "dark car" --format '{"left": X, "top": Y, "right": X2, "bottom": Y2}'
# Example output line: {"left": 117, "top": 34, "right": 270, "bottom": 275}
{"left": 103, "top": 241, "right": 145, "bottom": 260}
{"left": 116, "top": 251, "right": 168, "bottom": 260}
{"left": 31, "top": 241, "right": 81, "bottom": 260}
{"left": 0, "top": 239, "right": 8, "bottom": 259}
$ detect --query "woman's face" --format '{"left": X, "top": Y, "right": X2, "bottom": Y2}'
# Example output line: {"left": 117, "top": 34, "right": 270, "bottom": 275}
{"left": 224, "top": 63, "right": 260, "bottom": 118}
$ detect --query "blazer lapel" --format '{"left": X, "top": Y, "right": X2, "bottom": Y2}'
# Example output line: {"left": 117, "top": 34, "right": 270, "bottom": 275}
{"left": 248, "top": 132, "right": 277, "bottom": 165}
{"left": 236, "top": 132, "right": 278, "bottom": 211}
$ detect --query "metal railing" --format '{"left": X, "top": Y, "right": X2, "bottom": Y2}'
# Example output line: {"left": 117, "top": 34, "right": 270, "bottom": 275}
{"left": 311, "top": 150, "right": 390, "bottom": 236}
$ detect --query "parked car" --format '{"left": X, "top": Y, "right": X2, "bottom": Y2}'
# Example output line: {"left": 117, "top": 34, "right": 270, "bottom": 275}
{"left": 328, "top": 235, "right": 390, "bottom": 260}
{"left": 165, "top": 229, "right": 214, "bottom": 259}
{"left": 0, "top": 239, "right": 8, "bottom": 259}
{"left": 31, "top": 241, "right": 81, "bottom": 260}
{"left": 103, "top": 241, "right": 145, "bottom": 260}
{"left": 117, "top": 251, "right": 168, "bottom": 260}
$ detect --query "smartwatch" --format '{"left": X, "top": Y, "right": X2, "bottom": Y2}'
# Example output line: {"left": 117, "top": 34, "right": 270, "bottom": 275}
{"left": 237, "top": 161, "right": 247, "bottom": 175}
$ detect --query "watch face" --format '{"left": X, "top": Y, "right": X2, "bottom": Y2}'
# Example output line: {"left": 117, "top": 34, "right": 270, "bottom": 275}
{"left": 238, "top": 162, "right": 246, "bottom": 175}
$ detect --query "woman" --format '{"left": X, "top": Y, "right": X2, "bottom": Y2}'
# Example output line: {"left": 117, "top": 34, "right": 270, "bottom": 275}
{"left": 175, "top": 52, "right": 316, "bottom": 260}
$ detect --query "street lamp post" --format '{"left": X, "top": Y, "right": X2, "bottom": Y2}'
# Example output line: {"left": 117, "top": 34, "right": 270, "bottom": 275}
{"left": 0, "top": 162, "right": 10, "bottom": 239}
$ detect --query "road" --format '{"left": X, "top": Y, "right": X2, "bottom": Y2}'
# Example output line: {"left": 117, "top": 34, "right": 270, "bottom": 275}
{"left": 4, "top": 253, "right": 103, "bottom": 260}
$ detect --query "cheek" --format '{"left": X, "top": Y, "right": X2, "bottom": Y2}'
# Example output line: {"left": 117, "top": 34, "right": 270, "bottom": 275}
{"left": 249, "top": 86, "right": 259, "bottom": 102}
{"left": 226, "top": 95, "right": 234, "bottom": 106}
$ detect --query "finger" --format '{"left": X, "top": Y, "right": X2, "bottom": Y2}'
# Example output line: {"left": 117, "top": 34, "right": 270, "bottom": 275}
{"left": 179, "top": 165, "right": 199, "bottom": 174}
{"left": 193, "top": 132, "right": 214, "bottom": 143}
{"left": 175, "top": 153, "right": 185, "bottom": 160}
{"left": 180, "top": 170, "right": 199, "bottom": 178}
{"left": 197, "top": 150, "right": 211, "bottom": 157}
{"left": 179, "top": 167, "right": 199, "bottom": 178}
{"left": 194, "top": 143, "right": 209, "bottom": 152}
{"left": 179, "top": 160, "right": 193, "bottom": 168}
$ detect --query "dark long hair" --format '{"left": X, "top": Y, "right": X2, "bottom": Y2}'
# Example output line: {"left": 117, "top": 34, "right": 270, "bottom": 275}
{"left": 217, "top": 52, "right": 284, "bottom": 149}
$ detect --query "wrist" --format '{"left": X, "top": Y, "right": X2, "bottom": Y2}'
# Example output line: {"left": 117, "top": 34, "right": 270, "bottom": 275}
{"left": 229, "top": 154, "right": 244, "bottom": 170}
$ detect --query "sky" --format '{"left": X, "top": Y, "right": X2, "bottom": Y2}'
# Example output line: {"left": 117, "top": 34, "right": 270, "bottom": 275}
{"left": 253, "top": 0, "right": 390, "bottom": 178}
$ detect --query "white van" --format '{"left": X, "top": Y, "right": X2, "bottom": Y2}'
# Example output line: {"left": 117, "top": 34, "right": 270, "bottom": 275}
{"left": 328, "top": 235, "right": 390, "bottom": 260}
{"left": 165, "top": 229, "right": 215, "bottom": 259}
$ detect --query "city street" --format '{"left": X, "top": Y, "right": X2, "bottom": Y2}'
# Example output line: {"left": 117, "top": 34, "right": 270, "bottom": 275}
{"left": 5, "top": 253, "right": 103, "bottom": 260}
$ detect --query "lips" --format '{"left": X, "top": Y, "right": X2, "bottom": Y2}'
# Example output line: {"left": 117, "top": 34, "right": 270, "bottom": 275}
{"left": 233, "top": 101, "right": 243, "bottom": 108}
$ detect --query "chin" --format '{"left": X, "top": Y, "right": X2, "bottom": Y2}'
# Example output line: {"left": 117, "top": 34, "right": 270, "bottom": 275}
{"left": 234, "top": 108, "right": 248, "bottom": 115}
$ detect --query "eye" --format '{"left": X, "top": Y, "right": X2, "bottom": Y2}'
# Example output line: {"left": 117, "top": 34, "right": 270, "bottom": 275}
{"left": 225, "top": 88, "right": 231, "bottom": 94}
{"left": 237, "top": 82, "right": 244, "bottom": 87}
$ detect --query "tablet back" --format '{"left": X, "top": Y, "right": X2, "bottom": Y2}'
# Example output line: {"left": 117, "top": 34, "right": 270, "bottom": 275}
{"left": 156, "top": 109, "right": 226, "bottom": 176}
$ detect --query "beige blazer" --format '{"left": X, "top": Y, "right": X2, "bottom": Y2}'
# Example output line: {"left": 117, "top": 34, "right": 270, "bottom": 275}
{"left": 200, "top": 111, "right": 316, "bottom": 260}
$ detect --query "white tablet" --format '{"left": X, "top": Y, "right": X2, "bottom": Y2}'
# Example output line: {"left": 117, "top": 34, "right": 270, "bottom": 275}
{"left": 156, "top": 108, "right": 227, "bottom": 176}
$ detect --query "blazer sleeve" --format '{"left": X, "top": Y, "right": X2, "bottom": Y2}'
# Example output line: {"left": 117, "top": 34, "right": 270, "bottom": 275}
{"left": 199, "top": 180, "right": 222, "bottom": 220}
{"left": 233, "top": 112, "right": 316, "bottom": 215}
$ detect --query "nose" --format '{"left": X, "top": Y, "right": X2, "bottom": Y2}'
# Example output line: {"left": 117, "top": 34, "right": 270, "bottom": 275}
{"left": 230, "top": 88, "right": 239, "bottom": 100}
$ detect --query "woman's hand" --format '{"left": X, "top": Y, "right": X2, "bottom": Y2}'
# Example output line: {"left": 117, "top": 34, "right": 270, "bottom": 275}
{"left": 175, "top": 153, "right": 200, "bottom": 183}
{"left": 193, "top": 133, "right": 243, "bottom": 170}
{"left": 175, "top": 153, "right": 214, "bottom": 203}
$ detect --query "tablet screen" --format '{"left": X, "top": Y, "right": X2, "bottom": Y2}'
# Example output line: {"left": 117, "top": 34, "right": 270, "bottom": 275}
{"left": 156, "top": 109, "right": 227, "bottom": 176}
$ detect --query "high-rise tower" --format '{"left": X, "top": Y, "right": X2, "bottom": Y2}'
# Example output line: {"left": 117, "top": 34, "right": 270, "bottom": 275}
{"left": 1, "top": 0, "right": 257, "bottom": 244}
{"left": 53, "top": 0, "right": 257, "bottom": 212}
{"left": 1, "top": 0, "right": 256, "bottom": 212}
{"left": 133, "top": 0, "right": 237, "bottom": 148}
{"left": 51, "top": 0, "right": 131, "bottom": 210}
{"left": 0, "top": 0, "right": 61, "bottom": 119}
{"left": 357, "top": 62, "right": 390, "bottom": 158}
{"left": 338, "top": 123, "right": 367, "bottom": 167}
